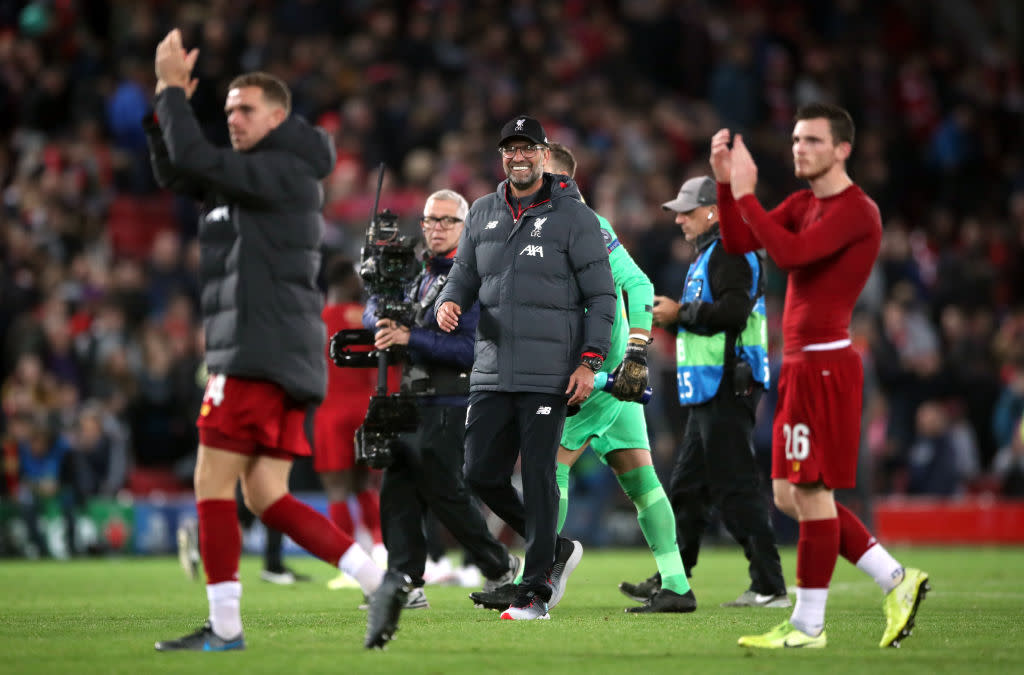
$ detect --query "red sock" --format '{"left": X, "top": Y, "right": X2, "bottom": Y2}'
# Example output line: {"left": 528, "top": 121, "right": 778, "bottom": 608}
{"left": 261, "top": 494, "right": 355, "bottom": 566}
{"left": 837, "top": 503, "right": 876, "bottom": 564}
{"left": 329, "top": 500, "right": 355, "bottom": 538}
{"left": 197, "top": 499, "right": 241, "bottom": 584}
{"left": 355, "top": 490, "right": 383, "bottom": 545}
{"left": 796, "top": 518, "right": 840, "bottom": 588}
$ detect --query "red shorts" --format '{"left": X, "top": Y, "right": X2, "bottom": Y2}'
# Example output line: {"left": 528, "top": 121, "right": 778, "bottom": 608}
{"left": 313, "top": 404, "right": 366, "bottom": 472}
{"left": 196, "top": 374, "right": 311, "bottom": 460}
{"left": 771, "top": 347, "right": 863, "bottom": 489}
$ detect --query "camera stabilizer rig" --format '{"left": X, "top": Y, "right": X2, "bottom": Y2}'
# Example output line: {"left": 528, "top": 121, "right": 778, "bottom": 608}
{"left": 329, "top": 164, "right": 422, "bottom": 469}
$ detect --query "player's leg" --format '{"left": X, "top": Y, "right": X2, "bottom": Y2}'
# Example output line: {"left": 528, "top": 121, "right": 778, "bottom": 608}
{"left": 836, "top": 501, "right": 930, "bottom": 646}
{"left": 555, "top": 442, "right": 587, "bottom": 533}
{"left": 243, "top": 454, "right": 383, "bottom": 596}
{"left": 156, "top": 444, "right": 249, "bottom": 651}
{"left": 314, "top": 410, "right": 357, "bottom": 540}
{"left": 604, "top": 444, "right": 695, "bottom": 614}
{"left": 352, "top": 465, "right": 386, "bottom": 565}
{"left": 740, "top": 359, "right": 834, "bottom": 649}
{"left": 600, "top": 402, "right": 693, "bottom": 607}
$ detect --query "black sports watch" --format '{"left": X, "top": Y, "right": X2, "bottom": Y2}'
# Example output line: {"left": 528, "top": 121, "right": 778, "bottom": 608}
{"left": 580, "top": 352, "right": 604, "bottom": 373}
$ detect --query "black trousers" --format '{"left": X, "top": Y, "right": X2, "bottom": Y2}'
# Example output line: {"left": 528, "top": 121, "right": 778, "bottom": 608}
{"left": 463, "top": 391, "right": 567, "bottom": 601}
{"left": 669, "top": 386, "right": 787, "bottom": 596}
{"left": 381, "top": 403, "right": 508, "bottom": 586}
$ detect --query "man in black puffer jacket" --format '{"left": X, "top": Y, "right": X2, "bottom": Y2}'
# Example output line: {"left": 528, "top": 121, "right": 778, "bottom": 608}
{"left": 436, "top": 115, "right": 615, "bottom": 620}
{"left": 145, "top": 30, "right": 396, "bottom": 653}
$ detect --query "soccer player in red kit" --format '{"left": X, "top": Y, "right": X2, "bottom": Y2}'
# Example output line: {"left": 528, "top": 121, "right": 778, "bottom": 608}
{"left": 317, "top": 257, "right": 387, "bottom": 589}
{"left": 711, "top": 103, "right": 929, "bottom": 649}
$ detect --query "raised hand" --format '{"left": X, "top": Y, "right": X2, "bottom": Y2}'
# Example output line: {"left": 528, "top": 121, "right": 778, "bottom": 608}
{"left": 155, "top": 29, "right": 198, "bottom": 91}
{"left": 729, "top": 133, "right": 758, "bottom": 199}
{"left": 710, "top": 128, "right": 732, "bottom": 183}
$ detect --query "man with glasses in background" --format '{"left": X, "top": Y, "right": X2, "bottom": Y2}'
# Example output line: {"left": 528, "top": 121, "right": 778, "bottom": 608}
{"left": 365, "top": 189, "right": 520, "bottom": 611}
{"left": 436, "top": 116, "right": 615, "bottom": 620}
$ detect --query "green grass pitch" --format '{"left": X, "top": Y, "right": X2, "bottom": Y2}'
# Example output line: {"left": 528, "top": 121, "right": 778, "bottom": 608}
{"left": 2, "top": 546, "right": 1022, "bottom": 674}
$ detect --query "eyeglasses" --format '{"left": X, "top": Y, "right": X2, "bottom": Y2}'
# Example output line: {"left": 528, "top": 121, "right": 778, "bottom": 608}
{"left": 420, "top": 215, "right": 463, "bottom": 230}
{"left": 498, "top": 144, "right": 546, "bottom": 158}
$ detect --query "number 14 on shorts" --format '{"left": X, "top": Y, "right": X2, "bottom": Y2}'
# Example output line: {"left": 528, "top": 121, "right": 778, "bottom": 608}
{"left": 782, "top": 423, "right": 810, "bottom": 470}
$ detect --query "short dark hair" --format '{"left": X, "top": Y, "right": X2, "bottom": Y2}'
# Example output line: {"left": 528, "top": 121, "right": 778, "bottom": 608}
{"left": 547, "top": 142, "right": 577, "bottom": 178}
{"left": 795, "top": 103, "right": 854, "bottom": 146}
{"left": 227, "top": 71, "right": 292, "bottom": 114}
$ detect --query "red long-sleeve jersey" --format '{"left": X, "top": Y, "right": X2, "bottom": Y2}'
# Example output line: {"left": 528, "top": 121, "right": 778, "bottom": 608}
{"left": 322, "top": 302, "right": 376, "bottom": 406}
{"left": 717, "top": 182, "right": 882, "bottom": 355}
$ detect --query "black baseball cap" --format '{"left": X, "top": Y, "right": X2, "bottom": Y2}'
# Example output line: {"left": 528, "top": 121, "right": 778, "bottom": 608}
{"left": 662, "top": 176, "right": 717, "bottom": 212}
{"left": 498, "top": 115, "right": 548, "bottom": 147}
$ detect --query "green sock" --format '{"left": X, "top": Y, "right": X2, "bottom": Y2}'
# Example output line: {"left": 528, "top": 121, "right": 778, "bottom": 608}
{"left": 618, "top": 465, "right": 690, "bottom": 594}
{"left": 513, "top": 462, "right": 570, "bottom": 587}
{"left": 556, "top": 462, "right": 571, "bottom": 534}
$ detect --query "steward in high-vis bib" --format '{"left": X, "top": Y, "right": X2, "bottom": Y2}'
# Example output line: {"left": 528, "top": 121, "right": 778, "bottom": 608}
{"left": 652, "top": 175, "right": 789, "bottom": 608}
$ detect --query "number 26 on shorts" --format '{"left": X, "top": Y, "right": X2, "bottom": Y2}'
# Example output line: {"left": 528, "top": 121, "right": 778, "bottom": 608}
{"left": 782, "top": 423, "right": 810, "bottom": 461}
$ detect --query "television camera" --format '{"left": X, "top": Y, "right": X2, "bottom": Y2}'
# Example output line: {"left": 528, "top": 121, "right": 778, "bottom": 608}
{"left": 328, "top": 165, "right": 421, "bottom": 469}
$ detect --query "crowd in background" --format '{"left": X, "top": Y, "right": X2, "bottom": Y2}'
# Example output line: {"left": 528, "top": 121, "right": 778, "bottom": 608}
{"left": 2, "top": 0, "right": 1024, "bottom": 558}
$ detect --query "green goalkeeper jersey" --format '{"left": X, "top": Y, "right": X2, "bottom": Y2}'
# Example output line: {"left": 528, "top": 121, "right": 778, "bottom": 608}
{"left": 597, "top": 213, "right": 654, "bottom": 372}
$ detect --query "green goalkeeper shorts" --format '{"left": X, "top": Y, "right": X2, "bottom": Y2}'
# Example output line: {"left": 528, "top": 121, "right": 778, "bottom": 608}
{"left": 560, "top": 389, "right": 650, "bottom": 463}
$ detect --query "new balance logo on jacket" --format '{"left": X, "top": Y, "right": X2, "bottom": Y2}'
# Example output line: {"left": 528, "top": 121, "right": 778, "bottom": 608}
{"left": 206, "top": 205, "right": 230, "bottom": 222}
{"left": 536, "top": 406, "right": 552, "bottom": 415}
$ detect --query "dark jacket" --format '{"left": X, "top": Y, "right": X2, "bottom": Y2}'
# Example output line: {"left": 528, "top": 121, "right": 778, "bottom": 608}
{"left": 144, "top": 88, "right": 335, "bottom": 403}
{"left": 364, "top": 253, "right": 480, "bottom": 404}
{"left": 436, "top": 174, "right": 615, "bottom": 394}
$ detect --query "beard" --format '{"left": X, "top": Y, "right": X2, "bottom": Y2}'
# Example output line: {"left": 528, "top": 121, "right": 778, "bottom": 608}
{"left": 506, "top": 162, "right": 542, "bottom": 190}
{"left": 794, "top": 158, "right": 834, "bottom": 182}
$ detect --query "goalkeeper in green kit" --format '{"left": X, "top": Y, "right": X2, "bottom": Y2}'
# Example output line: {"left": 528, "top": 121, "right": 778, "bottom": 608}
{"left": 471, "top": 143, "right": 697, "bottom": 613}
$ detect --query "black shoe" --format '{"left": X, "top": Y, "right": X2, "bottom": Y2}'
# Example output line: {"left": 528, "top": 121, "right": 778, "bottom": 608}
{"left": 625, "top": 588, "right": 697, "bottom": 614}
{"left": 365, "top": 570, "right": 411, "bottom": 649}
{"left": 470, "top": 583, "right": 518, "bottom": 611}
{"left": 155, "top": 621, "right": 245, "bottom": 652}
{"left": 619, "top": 571, "right": 661, "bottom": 603}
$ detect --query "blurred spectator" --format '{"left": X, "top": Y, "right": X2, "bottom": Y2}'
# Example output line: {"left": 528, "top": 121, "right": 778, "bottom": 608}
{"left": 906, "top": 400, "right": 980, "bottom": 497}
{"left": 66, "top": 400, "right": 128, "bottom": 503}
{"left": 991, "top": 414, "right": 1024, "bottom": 498}
{"left": 992, "top": 359, "right": 1024, "bottom": 451}
{"left": 10, "top": 411, "right": 71, "bottom": 558}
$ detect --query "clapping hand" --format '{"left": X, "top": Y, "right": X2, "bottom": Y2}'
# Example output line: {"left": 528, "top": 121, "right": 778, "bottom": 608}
{"left": 729, "top": 134, "right": 758, "bottom": 199}
{"left": 155, "top": 29, "right": 199, "bottom": 99}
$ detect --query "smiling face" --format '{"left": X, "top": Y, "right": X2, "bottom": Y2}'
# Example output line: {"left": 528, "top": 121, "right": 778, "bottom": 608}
{"left": 791, "top": 117, "right": 850, "bottom": 181}
{"left": 501, "top": 138, "right": 549, "bottom": 195}
{"left": 225, "top": 86, "right": 286, "bottom": 151}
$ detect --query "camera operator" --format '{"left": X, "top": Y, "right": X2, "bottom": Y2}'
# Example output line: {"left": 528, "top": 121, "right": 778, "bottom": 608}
{"left": 363, "top": 189, "right": 520, "bottom": 608}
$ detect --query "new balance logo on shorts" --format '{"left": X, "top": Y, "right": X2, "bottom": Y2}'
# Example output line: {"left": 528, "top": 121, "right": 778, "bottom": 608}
{"left": 520, "top": 245, "right": 544, "bottom": 257}
{"left": 536, "top": 406, "right": 552, "bottom": 415}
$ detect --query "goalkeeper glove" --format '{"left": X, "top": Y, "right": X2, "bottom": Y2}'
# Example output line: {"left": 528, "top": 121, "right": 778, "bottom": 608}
{"left": 609, "top": 338, "right": 649, "bottom": 402}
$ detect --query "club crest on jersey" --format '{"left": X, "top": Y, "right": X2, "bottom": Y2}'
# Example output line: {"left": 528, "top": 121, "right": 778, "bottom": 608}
{"left": 530, "top": 217, "right": 547, "bottom": 237}
{"left": 520, "top": 244, "right": 544, "bottom": 257}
